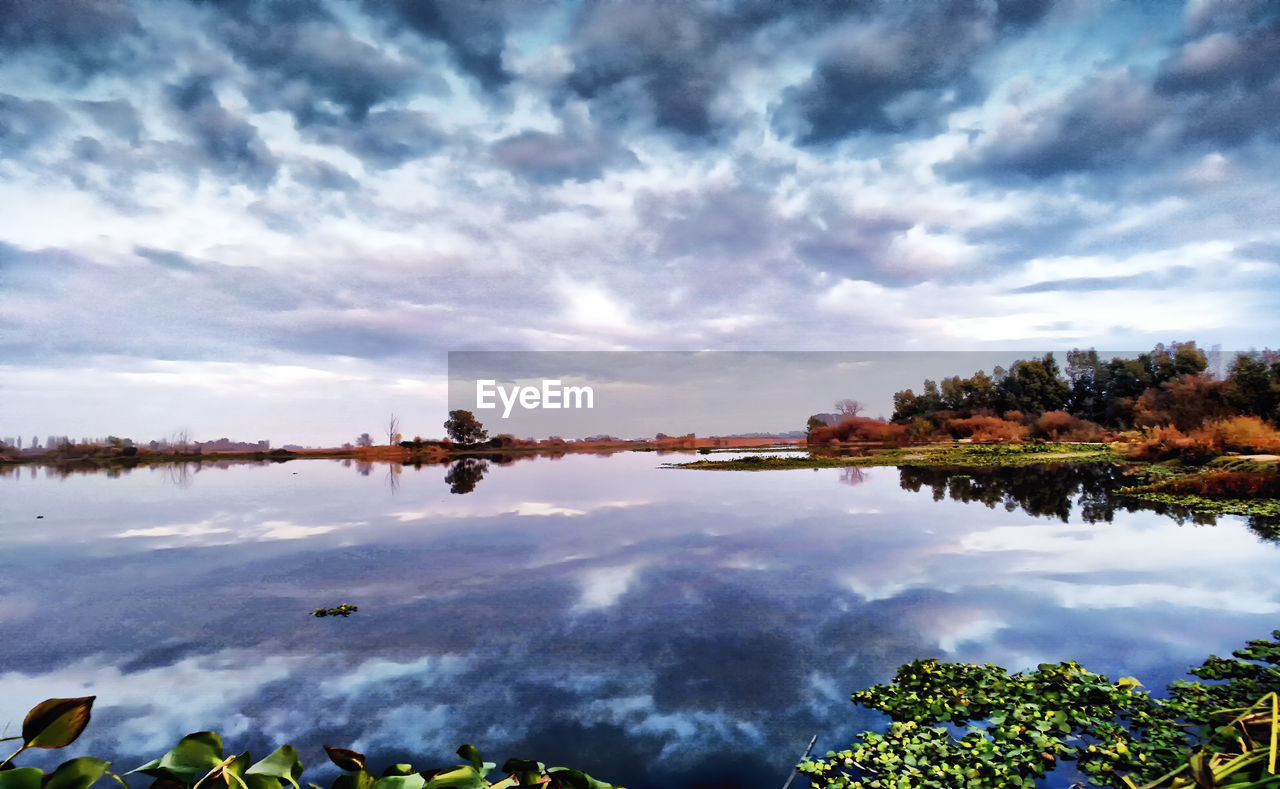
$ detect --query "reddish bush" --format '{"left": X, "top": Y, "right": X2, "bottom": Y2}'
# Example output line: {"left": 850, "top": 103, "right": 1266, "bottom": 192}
{"left": 813, "top": 417, "right": 909, "bottom": 445}
{"left": 1034, "top": 411, "right": 1106, "bottom": 441}
{"left": 1119, "top": 425, "right": 1219, "bottom": 464}
{"left": 808, "top": 426, "right": 836, "bottom": 444}
{"left": 1035, "top": 410, "right": 1076, "bottom": 439}
{"left": 946, "top": 416, "right": 1028, "bottom": 443}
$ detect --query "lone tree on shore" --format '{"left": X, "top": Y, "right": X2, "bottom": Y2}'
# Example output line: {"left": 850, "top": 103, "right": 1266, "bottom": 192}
{"left": 835, "top": 398, "right": 864, "bottom": 418}
{"left": 386, "top": 414, "right": 401, "bottom": 446}
{"left": 444, "top": 410, "right": 488, "bottom": 444}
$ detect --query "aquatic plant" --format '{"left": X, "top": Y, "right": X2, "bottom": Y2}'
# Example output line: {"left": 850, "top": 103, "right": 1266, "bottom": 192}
{"left": 312, "top": 604, "right": 358, "bottom": 618}
{"left": 799, "top": 631, "right": 1280, "bottom": 789}
{"left": 0, "top": 697, "right": 622, "bottom": 789}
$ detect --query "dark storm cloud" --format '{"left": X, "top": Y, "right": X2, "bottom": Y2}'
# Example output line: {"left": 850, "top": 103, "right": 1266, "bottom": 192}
{"left": 0, "top": 0, "right": 139, "bottom": 77}
{"left": 490, "top": 127, "right": 639, "bottom": 184}
{"left": 362, "top": 0, "right": 514, "bottom": 91}
{"left": 773, "top": 0, "right": 1052, "bottom": 144}
{"left": 942, "top": 69, "right": 1166, "bottom": 180}
{"left": 309, "top": 109, "right": 446, "bottom": 169}
{"left": 167, "top": 76, "right": 279, "bottom": 185}
{"left": 0, "top": 94, "right": 68, "bottom": 156}
{"left": 210, "top": 10, "right": 428, "bottom": 124}
{"left": 559, "top": 0, "right": 866, "bottom": 139}
{"left": 948, "top": 3, "right": 1280, "bottom": 181}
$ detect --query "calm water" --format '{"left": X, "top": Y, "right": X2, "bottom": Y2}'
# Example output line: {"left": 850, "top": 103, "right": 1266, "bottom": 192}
{"left": 2, "top": 453, "right": 1279, "bottom": 788}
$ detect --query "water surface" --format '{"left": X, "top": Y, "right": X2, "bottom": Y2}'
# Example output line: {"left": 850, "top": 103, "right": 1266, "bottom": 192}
{"left": 2, "top": 454, "right": 1278, "bottom": 787}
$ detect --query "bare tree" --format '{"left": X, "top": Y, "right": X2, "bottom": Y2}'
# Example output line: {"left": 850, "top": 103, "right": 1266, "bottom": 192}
{"left": 835, "top": 398, "right": 864, "bottom": 418}
{"left": 386, "top": 414, "right": 401, "bottom": 446}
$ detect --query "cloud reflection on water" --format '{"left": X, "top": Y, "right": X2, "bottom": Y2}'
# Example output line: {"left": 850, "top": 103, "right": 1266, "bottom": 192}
{"left": 1, "top": 454, "right": 1278, "bottom": 787}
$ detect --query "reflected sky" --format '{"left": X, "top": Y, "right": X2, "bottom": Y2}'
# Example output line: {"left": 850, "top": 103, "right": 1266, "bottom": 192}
{"left": 2, "top": 455, "right": 1279, "bottom": 788}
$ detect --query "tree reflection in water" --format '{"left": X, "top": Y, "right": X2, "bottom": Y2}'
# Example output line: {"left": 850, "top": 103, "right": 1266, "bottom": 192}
{"left": 445, "top": 457, "right": 489, "bottom": 494}
{"left": 895, "top": 463, "right": 1280, "bottom": 541}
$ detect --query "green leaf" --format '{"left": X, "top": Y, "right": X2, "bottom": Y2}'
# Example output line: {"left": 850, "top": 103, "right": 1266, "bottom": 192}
{"left": 453, "top": 747, "right": 481, "bottom": 775}
{"left": 377, "top": 768, "right": 412, "bottom": 779}
{"left": 0, "top": 768, "right": 43, "bottom": 789}
{"left": 420, "top": 766, "right": 483, "bottom": 789}
{"left": 42, "top": 758, "right": 110, "bottom": 789}
{"left": 22, "top": 698, "right": 95, "bottom": 750}
{"left": 498, "top": 760, "right": 542, "bottom": 776}
{"left": 246, "top": 746, "right": 302, "bottom": 789}
{"left": 322, "top": 750, "right": 364, "bottom": 774}
{"left": 330, "top": 770, "right": 374, "bottom": 789}
{"left": 369, "top": 775, "right": 425, "bottom": 789}
{"left": 130, "top": 733, "right": 225, "bottom": 784}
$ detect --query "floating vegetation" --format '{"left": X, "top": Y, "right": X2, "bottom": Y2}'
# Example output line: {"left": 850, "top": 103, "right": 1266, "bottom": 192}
{"left": 313, "top": 604, "right": 358, "bottom": 618}
{"left": 801, "top": 631, "right": 1280, "bottom": 789}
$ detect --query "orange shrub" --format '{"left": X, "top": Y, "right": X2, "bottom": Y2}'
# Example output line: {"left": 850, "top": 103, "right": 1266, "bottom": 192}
{"left": 1035, "top": 410, "right": 1076, "bottom": 439}
{"left": 808, "top": 426, "right": 837, "bottom": 444}
{"left": 1119, "top": 425, "right": 1219, "bottom": 464}
{"left": 1204, "top": 415, "right": 1280, "bottom": 454}
{"left": 947, "top": 415, "right": 1028, "bottom": 443}
{"left": 1034, "top": 411, "right": 1106, "bottom": 442}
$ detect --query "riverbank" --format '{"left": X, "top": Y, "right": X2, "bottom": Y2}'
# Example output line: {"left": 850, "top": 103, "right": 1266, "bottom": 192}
{"left": 667, "top": 441, "right": 1121, "bottom": 470}
{"left": 0, "top": 436, "right": 799, "bottom": 470}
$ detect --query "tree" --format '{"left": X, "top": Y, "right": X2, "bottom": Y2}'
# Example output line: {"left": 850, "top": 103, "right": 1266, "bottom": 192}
{"left": 835, "top": 398, "right": 864, "bottom": 418}
{"left": 807, "top": 415, "right": 828, "bottom": 432}
{"left": 997, "top": 354, "right": 1069, "bottom": 415}
{"left": 356, "top": 432, "right": 374, "bottom": 447}
{"left": 386, "top": 414, "right": 401, "bottom": 446}
{"left": 444, "top": 410, "right": 488, "bottom": 444}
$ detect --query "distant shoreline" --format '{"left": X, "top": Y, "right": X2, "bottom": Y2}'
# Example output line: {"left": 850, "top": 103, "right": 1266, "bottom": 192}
{"left": 0, "top": 435, "right": 801, "bottom": 468}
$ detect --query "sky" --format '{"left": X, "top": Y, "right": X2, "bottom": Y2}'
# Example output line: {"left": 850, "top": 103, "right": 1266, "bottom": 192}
{"left": 2, "top": 0, "right": 1279, "bottom": 445}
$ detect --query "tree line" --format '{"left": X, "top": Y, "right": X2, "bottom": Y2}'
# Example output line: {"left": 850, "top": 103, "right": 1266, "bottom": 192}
{"left": 890, "top": 342, "right": 1279, "bottom": 430}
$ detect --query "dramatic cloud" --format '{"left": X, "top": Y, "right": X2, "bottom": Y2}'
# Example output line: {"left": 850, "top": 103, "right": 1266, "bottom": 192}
{"left": 0, "top": 0, "right": 1277, "bottom": 443}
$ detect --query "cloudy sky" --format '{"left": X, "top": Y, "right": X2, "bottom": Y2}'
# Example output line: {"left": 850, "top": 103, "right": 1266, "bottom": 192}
{"left": 2, "top": 0, "right": 1279, "bottom": 445}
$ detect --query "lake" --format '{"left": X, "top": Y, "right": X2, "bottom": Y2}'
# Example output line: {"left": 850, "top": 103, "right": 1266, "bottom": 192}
{"left": 2, "top": 453, "right": 1279, "bottom": 788}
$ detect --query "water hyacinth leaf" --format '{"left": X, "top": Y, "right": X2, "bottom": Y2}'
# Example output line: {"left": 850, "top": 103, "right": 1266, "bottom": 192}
{"left": 544, "top": 768, "right": 618, "bottom": 789}
{"left": 331, "top": 770, "right": 374, "bottom": 789}
{"left": 246, "top": 746, "right": 303, "bottom": 789}
{"left": 0, "top": 767, "right": 43, "bottom": 789}
{"left": 498, "top": 760, "right": 542, "bottom": 775}
{"left": 22, "top": 698, "right": 95, "bottom": 750}
{"left": 130, "top": 732, "right": 225, "bottom": 783}
{"left": 42, "top": 758, "right": 110, "bottom": 789}
{"left": 454, "top": 746, "right": 482, "bottom": 774}
{"left": 420, "top": 766, "right": 483, "bottom": 789}
{"left": 369, "top": 774, "right": 425, "bottom": 789}
{"left": 377, "top": 767, "right": 413, "bottom": 779}
{"left": 322, "top": 750, "right": 364, "bottom": 773}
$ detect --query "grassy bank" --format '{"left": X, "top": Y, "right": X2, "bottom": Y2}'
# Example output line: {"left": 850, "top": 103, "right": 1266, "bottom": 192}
{"left": 667, "top": 441, "right": 1120, "bottom": 470}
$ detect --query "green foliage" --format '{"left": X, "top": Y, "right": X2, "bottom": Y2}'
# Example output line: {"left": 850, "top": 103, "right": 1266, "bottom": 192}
{"left": 800, "top": 631, "right": 1280, "bottom": 789}
{"left": 0, "top": 698, "right": 623, "bottom": 789}
{"left": 443, "top": 411, "right": 488, "bottom": 445}
{"left": 312, "top": 604, "right": 358, "bottom": 618}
